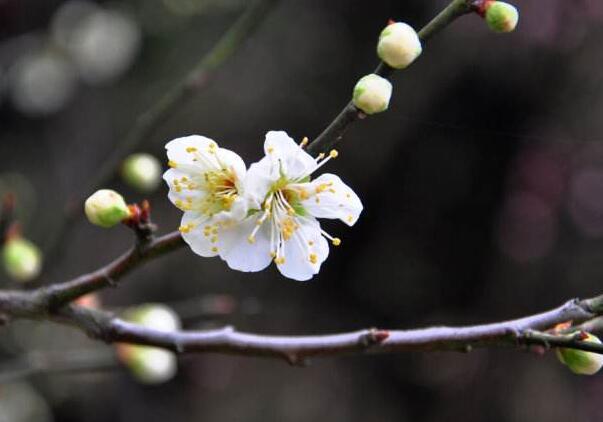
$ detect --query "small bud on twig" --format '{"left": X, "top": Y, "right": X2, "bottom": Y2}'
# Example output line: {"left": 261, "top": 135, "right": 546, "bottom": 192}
{"left": 556, "top": 332, "right": 603, "bottom": 375}
{"left": 377, "top": 22, "right": 422, "bottom": 69}
{"left": 84, "top": 189, "right": 131, "bottom": 228}
{"left": 482, "top": 1, "right": 519, "bottom": 33}
{"left": 352, "top": 74, "right": 392, "bottom": 115}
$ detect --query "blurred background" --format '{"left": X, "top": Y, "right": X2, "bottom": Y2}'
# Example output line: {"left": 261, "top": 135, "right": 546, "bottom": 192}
{"left": 1, "top": 0, "right": 603, "bottom": 420}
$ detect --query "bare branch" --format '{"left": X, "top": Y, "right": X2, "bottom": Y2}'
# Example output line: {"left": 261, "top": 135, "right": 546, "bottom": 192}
{"left": 0, "top": 295, "right": 600, "bottom": 366}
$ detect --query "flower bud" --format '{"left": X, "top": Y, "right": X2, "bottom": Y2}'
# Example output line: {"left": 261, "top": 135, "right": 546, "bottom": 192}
{"left": 84, "top": 189, "right": 130, "bottom": 228}
{"left": 377, "top": 22, "right": 422, "bottom": 69}
{"left": 484, "top": 2, "right": 519, "bottom": 33}
{"left": 352, "top": 74, "right": 392, "bottom": 115}
{"left": 117, "top": 304, "right": 181, "bottom": 384}
{"left": 556, "top": 333, "right": 603, "bottom": 375}
{"left": 2, "top": 237, "right": 42, "bottom": 282}
{"left": 121, "top": 153, "right": 162, "bottom": 193}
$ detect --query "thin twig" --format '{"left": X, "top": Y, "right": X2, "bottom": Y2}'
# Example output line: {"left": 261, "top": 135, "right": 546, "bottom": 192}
{"left": 306, "top": 0, "right": 476, "bottom": 155}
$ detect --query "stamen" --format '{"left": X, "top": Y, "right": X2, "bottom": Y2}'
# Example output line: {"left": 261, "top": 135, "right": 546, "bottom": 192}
{"left": 320, "top": 228, "right": 342, "bottom": 246}
{"left": 300, "top": 137, "right": 309, "bottom": 148}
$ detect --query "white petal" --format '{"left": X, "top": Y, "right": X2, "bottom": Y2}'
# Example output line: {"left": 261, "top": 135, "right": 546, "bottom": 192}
{"left": 166, "top": 135, "right": 220, "bottom": 170}
{"left": 163, "top": 168, "right": 208, "bottom": 210}
{"left": 179, "top": 212, "right": 218, "bottom": 257}
{"left": 215, "top": 147, "right": 246, "bottom": 187}
{"left": 244, "top": 156, "right": 278, "bottom": 207}
{"left": 264, "top": 131, "right": 316, "bottom": 180}
{"left": 218, "top": 217, "right": 273, "bottom": 272}
{"left": 300, "top": 173, "right": 363, "bottom": 226}
{"left": 277, "top": 217, "right": 329, "bottom": 281}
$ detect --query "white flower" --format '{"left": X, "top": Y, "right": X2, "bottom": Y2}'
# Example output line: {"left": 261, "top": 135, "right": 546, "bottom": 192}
{"left": 163, "top": 135, "right": 252, "bottom": 260}
{"left": 226, "top": 131, "right": 363, "bottom": 281}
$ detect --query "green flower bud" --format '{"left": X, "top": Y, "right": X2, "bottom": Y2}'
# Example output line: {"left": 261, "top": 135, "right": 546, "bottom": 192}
{"left": 352, "top": 74, "right": 392, "bottom": 115}
{"left": 377, "top": 22, "right": 422, "bottom": 69}
{"left": 485, "top": 2, "right": 519, "bottom": 33}
{"left": 2, "top": 237, "right": 42, "bottom": 282}
{"left": 556, "top": 333, "right": 603, "bottom": 375}
{"left": 117, "top": 304, "right": 181, "bottom": 384}
{"left": 84, "top": 189, "right": 130, "bottom": 228}
{"left": 121, "top": 153, "right": 162, "bottom": 193}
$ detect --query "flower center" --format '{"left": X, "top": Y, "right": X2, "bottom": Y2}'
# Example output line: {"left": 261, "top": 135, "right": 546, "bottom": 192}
{"left": 200, "top": 168, "right": 238, "bottom": 214}
{"left": 246, "top": 147, "right": 342, "bottom": 265}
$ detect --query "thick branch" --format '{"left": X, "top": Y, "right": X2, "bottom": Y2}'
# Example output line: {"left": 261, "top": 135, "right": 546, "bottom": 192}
{"left": 0, "top": 295, "right": 599, "bottom": 366}
{"left": 306, "top": 0, "right": 475, "bottom": 155}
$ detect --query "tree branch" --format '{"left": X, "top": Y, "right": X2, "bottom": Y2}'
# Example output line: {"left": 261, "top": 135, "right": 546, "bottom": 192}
{"left": 306, "top": 0, "right": 476, "bottom": 155}
{"left": 1, "top": 291, "right": 603, "bottom": 366}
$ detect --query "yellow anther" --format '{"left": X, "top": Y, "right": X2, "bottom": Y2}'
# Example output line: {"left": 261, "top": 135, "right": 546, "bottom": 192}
{"left": 270, "top": 251, "right": 277, "bottom": 258}
{"left": 175, "top": 186, "right": 182, "bottom": 192}
{"left": 211, "top": 247, "right": 218, "bottom": 253}
{"left": 347, "top": 215, "right": 354, "bottom": 223}
{"left": 317, "top": 153, "right": 325, "bottom": 160}
{"left": 309, "top": 253, "right": 317, "bottom": 264}
{"left": 274, "top": 257, "right": 286, "bottom": 264}
{"left": 300, "top": 137, "right": 309, "bottom": 147}
{"left": 299, "top": 189, "right": 309, "bottom": 200}
{"left": 329, "top": 149, "right": 339, "bottom": 158}
{"left": 267, "top": 147, "right": 274, "bottom": 154}
{"left": 168, "top": 160, "right": 177, "bottom": 168}
{"left": 332, "top": 238, "right": 341, "bottom": 246}
{"left": 210, "top": 236, "right": 218, "bottom": 243}
{"left": 179, "top": 225, "right": 190, "bottom": 233}
{"left": 247, "top": 235, "right": 256, "bottom": 244}
{"left": 186, "top": 147, "right": 197, "bottom": 153}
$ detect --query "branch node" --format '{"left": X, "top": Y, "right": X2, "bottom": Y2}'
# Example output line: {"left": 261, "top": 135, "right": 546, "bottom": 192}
{"left": 359, "top": 328, "right": 390, "bottom": 348}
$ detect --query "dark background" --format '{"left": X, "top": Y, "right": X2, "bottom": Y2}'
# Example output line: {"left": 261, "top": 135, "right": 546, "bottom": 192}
{"left": 1, "top": 0, "right": 603, "bottom": 421}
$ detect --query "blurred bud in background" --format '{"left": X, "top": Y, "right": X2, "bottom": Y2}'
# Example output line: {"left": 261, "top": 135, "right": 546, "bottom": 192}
{"left": 122, "top": 153, "right": 162, "bottom": 193}
{"left": 0, "top": 382, "right": 52, "bottom": 422}
{"left": 74, "top": 292, "right": 101, "bottom": 309}
{"left": 116, "top": 304, "right": 181, "bottom": 384}
{"left": 51, "top": 1, "right": 141, "bottom": 86}
{"left": 7, "top": 47, "right": 77, "bottom": 116}
{"left": 2, "top": 237, "right": 43, "bottom": 282}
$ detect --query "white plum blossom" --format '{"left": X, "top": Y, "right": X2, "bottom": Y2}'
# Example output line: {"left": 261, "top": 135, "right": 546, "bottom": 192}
{"left": 164, "top": 132, "right": 363, "bottom": 281}
{"left": 163, "top": 135, "right": 254, "bottom": 261}
{"left": 236, "top": 131, "right": 363, "bottom": 281}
